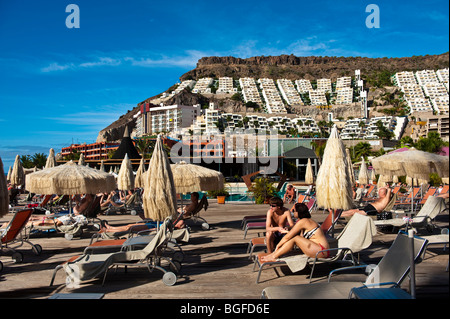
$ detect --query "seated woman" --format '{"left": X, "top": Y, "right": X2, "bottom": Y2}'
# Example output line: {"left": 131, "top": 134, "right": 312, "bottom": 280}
{"left": 99, "top": 191, "right": 125, "bottom": 209}
{"left": 261, "top": 202, "right": 330, "bottom": 262}
{"left": 174, "top": 192, "right": 200, "bottom": 228}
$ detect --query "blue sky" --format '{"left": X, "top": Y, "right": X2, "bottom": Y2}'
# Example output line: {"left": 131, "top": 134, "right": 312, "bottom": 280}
{"left": 0, "top": 0, "right": 448, "bottom": 170}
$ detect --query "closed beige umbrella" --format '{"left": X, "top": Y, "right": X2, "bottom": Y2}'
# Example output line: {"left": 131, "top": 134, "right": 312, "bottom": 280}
{"left": 6, "top": 166, "right": 12, "bottom": 182}
{"left": 135, "top": 157, "right": 146, "bottom": 188}
{"left": 358, "top": 157, "right": 370, "bottom": 185}
{"left": 305, "top": 158, "right": 314, "bottom": 185}
{"left": 99, "top": 160, "right": 105, "bottom": 172}
{"left": 45, "top": 148, "right": 56, "bottom": 169}
{"left": 345, "top": 149, "right": 356, "bottom": 186}
{"left": 316, "top": 126, "right": 354, "bottom": 211}
{"left": 117, "top": 154, "right": 135, "bottom": 191}
{"left": 170, "top": 161, "right": 224, "bottom": 194}
{"left": 142, "top": 135, "right": 177, "bottom": 221}
{"left": 0, "top": 157, "right": 9, "bottom": 218}
{"left": 10, "top": 155, "right": 25, "bottom": 187}
{"left": 78, "top": 153, "right": 85, "bottom": 166}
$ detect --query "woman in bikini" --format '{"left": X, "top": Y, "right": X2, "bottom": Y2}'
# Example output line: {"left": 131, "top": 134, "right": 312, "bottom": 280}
{"left": 261, "top": 202, "right": 330, "bottom": 262}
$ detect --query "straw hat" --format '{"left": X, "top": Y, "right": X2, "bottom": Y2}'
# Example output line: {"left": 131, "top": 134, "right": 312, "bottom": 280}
{"left": 25, "top": 160, "right": 116, "bottom": 195}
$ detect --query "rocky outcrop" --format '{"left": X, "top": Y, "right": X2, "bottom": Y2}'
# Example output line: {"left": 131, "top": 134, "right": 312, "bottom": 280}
{"left": 96, "top": 108, "right": 139, "bottom": 143}
{"left": 181, "top": 53, "right": 449, "bottom": 81}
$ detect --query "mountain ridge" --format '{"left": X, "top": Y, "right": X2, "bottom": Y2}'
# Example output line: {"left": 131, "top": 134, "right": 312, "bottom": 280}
{"left": 96, "top": 52, "right": 449, "bottom": 142}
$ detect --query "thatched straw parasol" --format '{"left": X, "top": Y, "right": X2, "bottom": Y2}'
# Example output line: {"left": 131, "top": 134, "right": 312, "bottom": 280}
{"left": 305, "top": 158, "right": 314, "bottom": 185}
{"left": 345, "top": 149, "right": 356, "bottom": 186}
{"left": 78, "top": 153, "right": 85, "bottom": 166}
{"left": 10, "top": 155, "right": 25, "bottom": 187}
{"left": 25, "top": 161, "right": 116, "bottom": 196}
{"left": 170, "top": 161, "right": 224, "bottom": 194}
{"left": 0, "top": 157, "right": 9, "bottom": 218}
{"left": 142, "top": 135, "right": 177, "bottom": 222}
{"left": 45, "top": 148, "right": 56, "bottom": 169}
{"left": 134, "top": 157, "right": 146, "bottom": 188}
{"left": 6, "top": 166, "right": 12, "bottom": 182}
{"left": 316, "top": 126, "right": 354, "bottom": 211}
{"left": 358, "top": 157, "right": 370, "bottom": 185}
{"left": 372, "top": 148, "right": 449, "bottom": 181}
{"left": 99, "top": 160, "right": 105, "bottom": 172}
{"left": 117, "top": 154, "right": 135, "bottom": 191}
{"left": 370, "top": 168, "right": 376, "bottom": 184}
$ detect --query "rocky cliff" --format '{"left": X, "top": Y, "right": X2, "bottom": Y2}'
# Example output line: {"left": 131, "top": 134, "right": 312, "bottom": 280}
{"left": 181, "top": 53, "right": 449, "bottom": 82}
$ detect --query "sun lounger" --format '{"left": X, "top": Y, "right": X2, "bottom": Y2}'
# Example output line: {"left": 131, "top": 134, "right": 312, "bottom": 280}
{"left": 52, "top": 217, "right": 180, "bottom": 287}
{"left": 374, "top": 196, "right": 447, "bottom": 233}
{"left": 253, "top": 213, "right": 377, "bottom": 284}
{"left": 183, "top": 195, "right": 210, "bottom": 230}
{"left": 261, "top": 230, "right": 428, "bottom": 299}
{"left": 1, "top": 209, "right": 42, "bottom": 263}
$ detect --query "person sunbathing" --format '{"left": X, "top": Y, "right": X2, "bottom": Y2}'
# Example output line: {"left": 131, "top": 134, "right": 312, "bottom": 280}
{"left": 266, "top": 197, "right": 295, "bottom": 253}
{"left": 174, "top": 192, "right": 199, "bottom": 228}
{"left": 261, "top": 202, "right": 329, "bottom": 262}
{"left": 99, "top": 191, "right": 125, "bottom": 208}
{"left": 27, "top": 194, "right": 94, "bottom": 227}
{"left": 341, "top": 186, "right": 392, "bottom": 217}
{"left": 283, "top": 185, "right": 296, "bottom": 204}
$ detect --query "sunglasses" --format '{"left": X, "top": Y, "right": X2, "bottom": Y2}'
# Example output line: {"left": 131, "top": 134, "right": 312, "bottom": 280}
{"left": 270, "top": 204, "right": 278, "bottom": 207}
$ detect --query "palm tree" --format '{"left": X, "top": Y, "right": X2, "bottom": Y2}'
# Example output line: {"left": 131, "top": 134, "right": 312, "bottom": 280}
{"left": 353, "top": 142, "right": 372, "bottom": 161}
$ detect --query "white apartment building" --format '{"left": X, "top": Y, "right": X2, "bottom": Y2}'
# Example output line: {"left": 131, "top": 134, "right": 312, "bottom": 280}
{"left": 392, "top": 71, "right": 417, "bottom": 86}
{"left": 365, "top": 116, "right": 397, "bottom": 139}
{"left": 192, "top": 77, "right": 213, "bottom": 94}
{"left": 336, "top": 76, "right": 352, "bottom": 89}
{"left": 239, "top": 77, "right": 263, "bottom": 105}
{"left": 277, "top": 79, "right": 304, "bottom": 106}
{"left": 431, "top": 96, "right": 449, "bottom": 115}
{"left": 295, "top": 79, "right": 313, "bottom": 94}
{"left": 309, "top": 89, "right": 328, "bottom": 106}
{"left": 422, "top": 82, "right": 448, "bottom": 100}
{"left": 415, "top": 69, "right": 438, "bottom": 86}
{"left": 407, "top": 98, "right": 434, "bottom": 113}
{"left": 436, "top": 68, "right": 449, "bottom": 83}
{"left": 172, "top": 80, "right": 196, "bottom": 95}
{"left": 216, "top": 77, "right": 237, "bottom": 94}
{"left": 400, "top": 84, "right": 426, "bottom": 100}
{"left": 142, "top": 104, "right": 200, "bottom": 135}
{"left": 291, "top": 117, "right": 320, "bottom": 134}
{"left": 340, "top": 116, "right": 402, "bottom": 140}
{"left": 316, "top": 78, "right": 332, "bottom": 93}
{"left": 335, "top": 87, "right": 354, "bottom": 105}
{"left": 258, "top": 78, "right": 287, "bottom": 114}
{"left": 340, "top": 118, "right": 367, "bottom": 140}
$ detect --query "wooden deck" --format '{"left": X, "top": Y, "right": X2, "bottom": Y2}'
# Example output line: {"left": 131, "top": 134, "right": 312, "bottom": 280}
{"left": 1, "top": 199, "right": 448, "bottom": 300}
